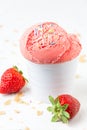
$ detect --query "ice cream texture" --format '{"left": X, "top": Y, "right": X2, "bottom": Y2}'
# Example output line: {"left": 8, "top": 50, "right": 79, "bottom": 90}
{"left": 20, "top": 22, "right": 82, "bottom": 64}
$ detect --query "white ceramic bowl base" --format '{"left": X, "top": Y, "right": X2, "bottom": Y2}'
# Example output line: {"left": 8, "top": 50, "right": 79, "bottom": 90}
{"left": 26, "top": 58, "right": 78, "bottom": 102}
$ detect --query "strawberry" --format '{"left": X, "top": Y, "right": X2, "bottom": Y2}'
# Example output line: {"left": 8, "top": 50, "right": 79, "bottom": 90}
{"left": 47, "top": 94, "right": 80, "bottom": 123}
{"left": 0, "top": 66, "right": 27, "bottom": 94}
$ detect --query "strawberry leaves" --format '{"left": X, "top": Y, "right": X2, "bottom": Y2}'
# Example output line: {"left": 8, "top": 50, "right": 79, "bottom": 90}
{"left": 47, "top": 96, "right": 70, "bottom": 123}
{"left": 13, "top": 66, "right": 28, "bottom": 82}
{"left": 13, "top": 66, "right": 23, "bottom": 75}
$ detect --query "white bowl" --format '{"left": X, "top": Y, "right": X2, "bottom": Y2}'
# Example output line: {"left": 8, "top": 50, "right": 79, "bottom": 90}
{"left": 26, "top": 57, "right": 78, "bottom": 102}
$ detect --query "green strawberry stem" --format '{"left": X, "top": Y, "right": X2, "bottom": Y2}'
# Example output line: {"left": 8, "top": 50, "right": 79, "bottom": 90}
{"left": 47, "top": 96, "right": 70, "bottom": 123}
{"left": 13, "top": 65, "right": 28, "bottom": 82}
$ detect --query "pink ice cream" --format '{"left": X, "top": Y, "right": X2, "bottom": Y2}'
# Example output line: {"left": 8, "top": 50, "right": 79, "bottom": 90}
{"left": 20, "top": 22, "right": 82, "bottom": 64}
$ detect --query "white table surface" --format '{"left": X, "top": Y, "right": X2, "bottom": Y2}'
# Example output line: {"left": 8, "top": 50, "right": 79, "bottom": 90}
{"left": 0, "top": 0, "right": 87, "bottom": 129}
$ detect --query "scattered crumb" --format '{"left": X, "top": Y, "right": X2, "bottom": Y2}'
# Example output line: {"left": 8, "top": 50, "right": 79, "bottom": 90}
{"left": 4, "top": 99, "right": 11, "bottom": 105}
{"left": 19, "top": 100, "right": 29, "bottom": 105}
{"left": 14, "top": 109, "right": 20, "bottom": 114}
{"left": 79, "top": 55, "right": 87, "bottom": 63}
{"left": 75, "top": 74, "right": 80, "bottom": 79}
{"left": 4, "top": 39, "right": 10, "bottom": 43}
{"left": 0, "top": 24, "right": 4, "bottom": 28}
{"left": 75, "top": 33, "right": 81, "bottom": 38}
{"left": 9, "top": 117, "right": 13, "bottom": 120}
{"left": 32, "top": 106, "right": 36, "bottom": 110}
{"left": 25, "top": 127, "right": 30, "bottom": 130}
{"left": 14, "top": 92, "right": 24, "bottom": 102}
{"left": 14, "top": 92, "right": 29, "bottom": 105}
{"left": 0, "top": 111, "right": 6, "bottom": 115}
{"left": 38, "top": 101, "right": 44, "bottom": 104}
{"left": 13, "top": 43, "right": 17, "bottom": 47}
{"left": 36, "top": 110, "right": 43, "bottom": 116}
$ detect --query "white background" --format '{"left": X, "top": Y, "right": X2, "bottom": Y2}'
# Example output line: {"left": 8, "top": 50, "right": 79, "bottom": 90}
{"left": 0, "top": 0, "right": 87, "bottom": 34}
{"left": 0, "top": 0, "right": 87, "bottom": 130}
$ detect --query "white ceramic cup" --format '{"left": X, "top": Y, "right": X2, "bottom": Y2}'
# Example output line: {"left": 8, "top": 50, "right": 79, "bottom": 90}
{"left": 26, "top": 57, "right": 78, "bottom": 102}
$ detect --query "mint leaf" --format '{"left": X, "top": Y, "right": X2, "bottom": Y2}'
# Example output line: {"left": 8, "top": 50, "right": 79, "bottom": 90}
{"left": 61, "top": 115, "right": 68, "bottom": 123}
{"left": 62, "top": 104, "right": 69, "bottom": 111}
{"left": 62, "top": 111, "right": 70, "bottom": 119}
{"left": 51, "top": 114, "right": 59, "bottom": 122}
{"left": 49, "top": 96, "right": 55, "bottom": 105}
{"left": 47, "top": 107, "right": 53, "bottom": 112}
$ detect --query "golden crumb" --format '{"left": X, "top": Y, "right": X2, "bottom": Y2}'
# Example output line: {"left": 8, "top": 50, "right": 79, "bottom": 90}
{"left": 0, "top": 25, "right": 4, "bottom": 28}
{"left": 14, "top": 92, "right": 24, "bottom": 102}
{"left": 36, "top": 110, "right": 43, "bottom": 116}
{"left": 14, "top": 109, "right": 20, "bottom": 114}
{"left": 25, "top": 127, "right": 30, "bottom": 130}
{"left": 13, "top": 43, "right": 17, "bottom": 47}
{"left": 4, "top": 39, "right": 10, "bottom": 43}
{"left": 38, "top": 101, "right": 44, "bottom": 104}
{"left": 14, "top": 92, "right": 29, "bottom": 105}
{"left": 79, "top": 55, "right": 87, "bottom": 63}
{"left": 75, "top": 74, "right": 80, "bottom": 79}
{"left": 9, "top": 117, "right": 13, "bottom": 120}
{"left": 76, "top": 33, "right": 81, "bottom": 38}
{"left": 32, "top": 106, "right": 36, "bottom": 109}
{"left": 4, "top": 99, "right": 11, "bottom": 105}
{"left": 0, "top": 111, "right": 6, "bottom": 115}
{"left": 19, "top": 100, "right": 29, "bottom": 105}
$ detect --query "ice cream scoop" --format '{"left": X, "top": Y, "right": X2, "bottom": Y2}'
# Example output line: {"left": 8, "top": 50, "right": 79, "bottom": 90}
{"left": 20, "top": 22, "right": 82, "bottom": 64}
{"left": 20, "top": 22, "right": 82, "bottom": 102}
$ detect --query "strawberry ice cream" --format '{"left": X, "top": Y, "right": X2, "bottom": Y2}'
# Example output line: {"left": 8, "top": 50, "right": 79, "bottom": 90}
{"left": 20, "top": 22, "right": 82, "bottom": 102}
{"left": 20, "top": 22, "right": 82, "bottom": 64}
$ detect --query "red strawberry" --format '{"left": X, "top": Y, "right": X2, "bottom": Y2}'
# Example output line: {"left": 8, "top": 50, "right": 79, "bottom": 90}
{"left": 0, "top": 66, "right": 27, "bottom": 94}
{"left": 47, "top": 94, "right": 80, "bottom": 123}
